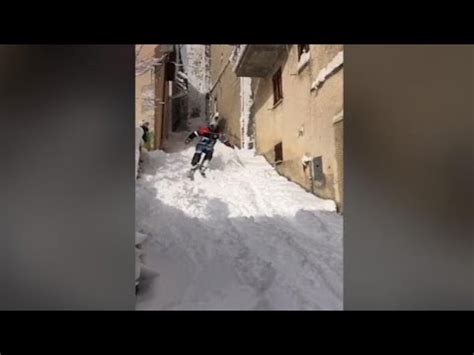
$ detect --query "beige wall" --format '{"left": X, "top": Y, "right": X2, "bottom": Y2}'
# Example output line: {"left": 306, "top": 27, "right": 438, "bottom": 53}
{"left": 333, "top": 118, "right": 343, "bottom": 211}
{"left": 209, "top": 45, "right": 242, "bottom": 147}
{"left": 153, "top": 44, "right": 174, "bottom": 150}
{"left": 253, "top": 45, "right": 344, "bottom": 210}
{"left": 136, "top": 45, "right": 157, "bottom": 128}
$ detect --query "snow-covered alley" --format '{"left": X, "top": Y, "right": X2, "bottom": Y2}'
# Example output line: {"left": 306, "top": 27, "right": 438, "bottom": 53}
{"left": 135, "top": 136, "right": 343, "bottom": 310}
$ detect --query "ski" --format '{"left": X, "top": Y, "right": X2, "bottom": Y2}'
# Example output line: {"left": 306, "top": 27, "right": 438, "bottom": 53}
{"left": 188, "top": 164, "right": 208, "bottom": 179}
{"left": 188, "top": 168, "right": 197, "bottom": 180}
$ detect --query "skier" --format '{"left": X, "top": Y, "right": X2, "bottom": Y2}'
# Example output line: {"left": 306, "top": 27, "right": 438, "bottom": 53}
{"left": 184, "top": 117, "right": 234, "bottom": 178}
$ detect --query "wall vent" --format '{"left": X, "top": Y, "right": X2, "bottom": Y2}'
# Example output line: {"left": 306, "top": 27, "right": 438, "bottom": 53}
{"left": 312, "top": 156, "right": 324, "bottom": 183}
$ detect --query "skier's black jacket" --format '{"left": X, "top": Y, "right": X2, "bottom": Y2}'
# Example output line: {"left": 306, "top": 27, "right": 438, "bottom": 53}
{"left": 186, "top": 126, "right": 233, "bottom": 149}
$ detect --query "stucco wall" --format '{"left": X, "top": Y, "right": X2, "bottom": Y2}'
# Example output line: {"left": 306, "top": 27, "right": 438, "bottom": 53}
{"left": 209, "top": 45, "right": 242, "bottom": 147}
{"left": 136, "top": 45, "right": 157, "bottom": 128}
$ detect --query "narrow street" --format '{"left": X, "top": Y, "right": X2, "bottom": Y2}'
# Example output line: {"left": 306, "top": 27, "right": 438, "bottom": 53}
{"left": 135, "top": 134, "right": 343, "bottom": 310}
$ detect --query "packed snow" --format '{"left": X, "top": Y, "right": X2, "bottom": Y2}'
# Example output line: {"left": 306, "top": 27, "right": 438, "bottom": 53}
{"left": 135, "top": 136, "right": 343, "bottom": 310}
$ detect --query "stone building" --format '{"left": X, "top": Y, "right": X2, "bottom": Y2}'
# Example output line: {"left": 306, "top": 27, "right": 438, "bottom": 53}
{"left": 210, "top": 44, "right": 344, "bottom": 211}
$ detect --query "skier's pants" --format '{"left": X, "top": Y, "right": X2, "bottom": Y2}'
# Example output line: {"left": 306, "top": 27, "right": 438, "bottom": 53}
{"left": 191, "top": 144, "right": 213, "bottom": 166}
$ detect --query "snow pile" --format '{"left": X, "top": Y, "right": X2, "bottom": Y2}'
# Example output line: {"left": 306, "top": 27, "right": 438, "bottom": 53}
{"left": 152, "top": 144, "right": 335, "bottom": 219}
{"left": 136, "top": 143, "right": 342, "bottom": 310}
{"left": 136, "top": 231, "right": 159, "bottom": 288}
{"left": 311, "top": 51, "right": 343, "bottom": 91}
{"left": 135, "top": 232, "right": 146, "bottom": 287}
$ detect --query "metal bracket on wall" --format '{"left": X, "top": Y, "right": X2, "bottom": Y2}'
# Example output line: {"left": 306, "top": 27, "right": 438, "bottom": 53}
{"left": 312, "top": 156, "right": 325, "bottom": 186}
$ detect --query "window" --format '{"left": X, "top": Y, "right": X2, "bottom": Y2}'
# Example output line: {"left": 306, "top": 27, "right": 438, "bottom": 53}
{"left": 272, "top": 67, "right": 283, "bottom": 105}
{"left": 297, "top": 45, "right": 311, "bottom": 73}
{"left": 297, "top": 45, "right": 310, "bottom": 61}
{"left": 274, "top": 142, "right": 283, "bottom": 163}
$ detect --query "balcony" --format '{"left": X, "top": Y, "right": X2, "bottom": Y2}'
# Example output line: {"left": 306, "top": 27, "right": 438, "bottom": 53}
{"left": 234, "top": 45, "right": 287, "bottom": 77}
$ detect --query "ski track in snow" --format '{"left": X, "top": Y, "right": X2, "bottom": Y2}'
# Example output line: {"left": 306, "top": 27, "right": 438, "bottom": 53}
{"left": 136, "top": 137, "right": 343, "bottom": 310}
